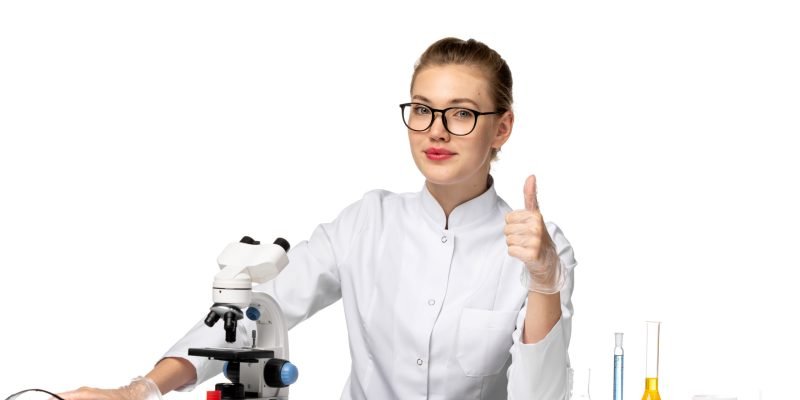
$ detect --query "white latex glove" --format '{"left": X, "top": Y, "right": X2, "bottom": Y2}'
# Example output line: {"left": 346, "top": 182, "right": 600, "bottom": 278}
{"left": 504, "top": 175, "right": 566, "bottom": 294}
{"left": 58, "top": 377, "right": 162, "bottom": 400}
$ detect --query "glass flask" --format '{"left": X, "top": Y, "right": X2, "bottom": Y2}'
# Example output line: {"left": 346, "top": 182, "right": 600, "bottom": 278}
{"left": 571, "top": 367, "right": 593, "bottom": 399}
{"left": 641, "top": 321, "right": 661, "bottom": 400}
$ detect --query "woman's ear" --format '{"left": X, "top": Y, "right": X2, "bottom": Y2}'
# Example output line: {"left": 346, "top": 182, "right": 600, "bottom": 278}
{"left": 492, "top": 110, "right": 514, "bottom": 149}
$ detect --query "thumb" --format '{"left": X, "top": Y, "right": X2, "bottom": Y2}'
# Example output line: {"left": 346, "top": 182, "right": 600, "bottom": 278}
{"left": 524, "top": 175, "right": 539, "bottom": 211}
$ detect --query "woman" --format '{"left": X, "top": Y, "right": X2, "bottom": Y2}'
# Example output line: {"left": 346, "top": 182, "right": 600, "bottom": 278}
{"left": 62, "top": 37, "right": 577, "bottom": 400}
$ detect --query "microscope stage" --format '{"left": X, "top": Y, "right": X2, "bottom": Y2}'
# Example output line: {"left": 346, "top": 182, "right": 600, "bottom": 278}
{"left": 188, "top": 347, "right": 275, "bottom": 362}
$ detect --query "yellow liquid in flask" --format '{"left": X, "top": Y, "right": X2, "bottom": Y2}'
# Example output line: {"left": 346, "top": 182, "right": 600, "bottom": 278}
{"left": 641, "top": 377, "right": 661, "bottom": 400}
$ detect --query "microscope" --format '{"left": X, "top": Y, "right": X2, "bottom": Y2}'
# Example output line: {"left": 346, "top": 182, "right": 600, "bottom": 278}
{"left": 189, "top": 236, "right": 298, "bottom": 400}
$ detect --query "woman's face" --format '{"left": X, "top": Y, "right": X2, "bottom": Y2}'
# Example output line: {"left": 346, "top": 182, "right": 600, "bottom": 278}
{"left": 408, "top": 64, "right": 512, "bottom": 187}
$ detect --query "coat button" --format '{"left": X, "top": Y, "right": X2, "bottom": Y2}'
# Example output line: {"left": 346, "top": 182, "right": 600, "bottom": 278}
{"left": 441, "top": 235, "right": 447, "bottom": 243}
{"left": 428, "top": 299, "right": 435, "bottom": 306}
{"left": 417, "top": 358, "right": 424, "bottom": 366}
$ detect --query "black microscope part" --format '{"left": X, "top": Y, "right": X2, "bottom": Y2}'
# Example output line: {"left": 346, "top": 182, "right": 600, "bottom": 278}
{"left": 187, "top": 348, "right": 275, "bottom": 362}
{"left": 205, "top": 310, "right": 221, "bottom": 327}
{"left": 273, "top": 237, "right": 290, "bottom": 252}
{"left": 223, "top": 311, "right": 238, "bottom": 343}
{"left": 226, "top": 361, "right": 241, "bottom": 382}
{"left": 214, "top": 383, "right": 244, "bottom": 400}
{"left": 239, "top": 236, "right": 260, "bottom": 245}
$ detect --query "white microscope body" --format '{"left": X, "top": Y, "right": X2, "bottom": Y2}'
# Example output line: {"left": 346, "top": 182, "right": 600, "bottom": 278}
{"left": 189, "top": 236, "right": 297, "bottom": 400}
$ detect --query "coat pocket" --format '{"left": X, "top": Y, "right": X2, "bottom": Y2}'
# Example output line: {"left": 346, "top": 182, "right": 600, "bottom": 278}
{"left": 455, "top": 308, "right": 518, "bottom": 377}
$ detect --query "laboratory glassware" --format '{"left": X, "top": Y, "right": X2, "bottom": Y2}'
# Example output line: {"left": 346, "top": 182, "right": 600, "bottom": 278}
{"left": 641, "top": 321, "right": 661, "bottom": 400}
{"left": 571, "top": 367, "right": 592, "bottom": 399}
{"left": 614, "top": 332, "right": 624, "bottom": 400}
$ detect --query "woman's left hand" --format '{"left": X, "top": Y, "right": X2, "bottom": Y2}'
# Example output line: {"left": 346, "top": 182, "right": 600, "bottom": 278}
{"left": 504, "top": 175, "right": 563, "bottom": 293}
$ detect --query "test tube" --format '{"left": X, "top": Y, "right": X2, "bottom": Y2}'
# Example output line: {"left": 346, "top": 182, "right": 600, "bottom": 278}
{"left": 614, "top": 332, "right": 624, "bottom": 400}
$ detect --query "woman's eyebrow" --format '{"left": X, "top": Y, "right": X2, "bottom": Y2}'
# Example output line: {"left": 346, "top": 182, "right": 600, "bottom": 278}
{"left": 411, "top": 95, "right": 480, "bottom": 108}
{"left": 449, "top": 98, "right": 481, "bottom": 108}
{"left": 411, "top": 94, "right": 432, "bottom": 103}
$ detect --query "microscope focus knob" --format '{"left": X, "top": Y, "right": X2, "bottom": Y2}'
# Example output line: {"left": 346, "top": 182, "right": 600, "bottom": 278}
{"left": 263, "top": 358, "right": 298, "bottom": 388}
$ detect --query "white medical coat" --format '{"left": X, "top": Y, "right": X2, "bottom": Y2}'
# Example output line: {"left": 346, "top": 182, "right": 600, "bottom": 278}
{"left": 163, "top": 181, "right": 577, "bottom": 399}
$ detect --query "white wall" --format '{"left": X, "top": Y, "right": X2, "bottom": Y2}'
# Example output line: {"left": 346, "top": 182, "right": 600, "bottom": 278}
{"left": 1, "top": 1, "right": 797, "bottom": 399}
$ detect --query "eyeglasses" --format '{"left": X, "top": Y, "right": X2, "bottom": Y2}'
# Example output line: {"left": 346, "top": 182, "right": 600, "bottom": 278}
{"left": 399, "top": 102, "right": 506, "bottom": 136}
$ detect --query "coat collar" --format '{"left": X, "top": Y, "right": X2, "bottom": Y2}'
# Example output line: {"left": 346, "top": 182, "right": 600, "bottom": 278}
{"left": 420, "top": 175, "right": 499, "bottom": 230}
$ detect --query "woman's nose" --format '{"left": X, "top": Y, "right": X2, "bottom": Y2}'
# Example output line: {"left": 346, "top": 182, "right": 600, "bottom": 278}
{"left": 428, "top": 113, "right": 450, "bottom": 141}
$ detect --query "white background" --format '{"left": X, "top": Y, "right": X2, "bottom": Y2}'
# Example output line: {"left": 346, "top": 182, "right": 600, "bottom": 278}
{"left": 1, "top": 1, "right": 798, "bottom": 399}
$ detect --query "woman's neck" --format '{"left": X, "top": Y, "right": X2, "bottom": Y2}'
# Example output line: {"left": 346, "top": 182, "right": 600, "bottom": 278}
{"left": 426, "top": 172, "right": 491, "bottom": 228}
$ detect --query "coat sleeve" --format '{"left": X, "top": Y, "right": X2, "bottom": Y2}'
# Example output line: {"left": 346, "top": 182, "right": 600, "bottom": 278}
{"left": 158, "top": 195, "right": 372, "bottom": 392}
{"left": 507, "top": 222, "right": 578, "bottom": 399}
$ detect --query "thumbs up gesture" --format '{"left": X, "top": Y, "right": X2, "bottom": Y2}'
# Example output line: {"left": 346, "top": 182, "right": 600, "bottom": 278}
{"left": 504, "top": 175, "right": 565, "bottom": 293}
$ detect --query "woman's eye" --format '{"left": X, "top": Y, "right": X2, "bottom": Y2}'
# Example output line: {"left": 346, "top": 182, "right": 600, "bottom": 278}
{"left": 413, "top": 106, "right": 431, "bottom": 115}
{"left": 454, "top": 109, "right": 472, "bottom": 119}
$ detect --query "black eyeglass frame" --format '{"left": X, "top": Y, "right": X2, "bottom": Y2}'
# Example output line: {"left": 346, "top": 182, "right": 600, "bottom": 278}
{"left": 399, "top": 102, "right": 507, "bottom": 136}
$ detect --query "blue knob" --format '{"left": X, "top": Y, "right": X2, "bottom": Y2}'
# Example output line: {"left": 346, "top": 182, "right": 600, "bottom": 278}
{"left": 263, "top": 359, "right": 298, "bottom": 387}
{"left": 280, "top": 362, "right": 298, "bottom": 386}
{"left": 246, "top": 307, "right": 261, "bottom": 321}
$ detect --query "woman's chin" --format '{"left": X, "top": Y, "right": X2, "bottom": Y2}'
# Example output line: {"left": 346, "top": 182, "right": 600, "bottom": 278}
{"left": 420, "top": 168, "right": 462, "bottom": 186}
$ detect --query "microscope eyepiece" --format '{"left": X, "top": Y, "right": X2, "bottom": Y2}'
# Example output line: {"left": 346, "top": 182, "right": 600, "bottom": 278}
{"left": 237, "top": 236, "right": 289, "bottom": 252}
{"left": 239, "top": 236, "right": 260, "bottom": 245}
{"left": 273, "top": 237, "right": 290, "bottom": 252}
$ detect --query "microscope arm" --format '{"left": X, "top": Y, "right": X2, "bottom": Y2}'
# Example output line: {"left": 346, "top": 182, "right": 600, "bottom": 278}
{"left": 247, "top": 292, "right": 290, "bottom": 360}
{"left": 231, "top": 292, "right": 293, "bottom": 400}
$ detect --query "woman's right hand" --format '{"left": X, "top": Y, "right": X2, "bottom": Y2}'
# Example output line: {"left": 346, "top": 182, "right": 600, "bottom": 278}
{"left": 59, "top": 377, "right": 161, "bottom": 400}
{"left": 59, "top": 357, "right": 196, "bottom": 400}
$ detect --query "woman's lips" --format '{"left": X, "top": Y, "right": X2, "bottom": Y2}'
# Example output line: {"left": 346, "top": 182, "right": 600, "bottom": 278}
{"left": 424, "top": 148, "right": 455, "bottom": 161}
